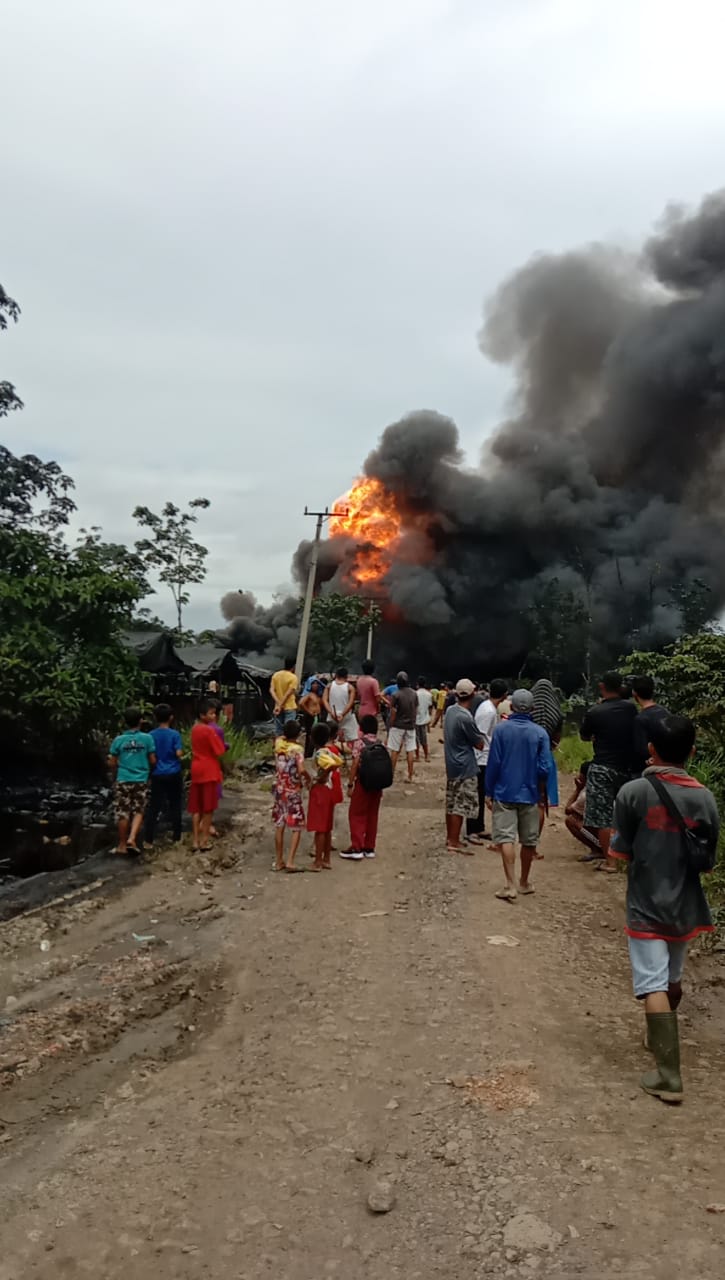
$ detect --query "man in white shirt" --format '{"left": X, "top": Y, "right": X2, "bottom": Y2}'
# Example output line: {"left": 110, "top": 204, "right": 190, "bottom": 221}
{"left": 466, "top": 691, "right": 497, "bottom": 843}
{"left": 415, "top": 678, "right": 434, "bottom": 762}
{"left": 323, "top": 667, "right": 359, "bottom": 745}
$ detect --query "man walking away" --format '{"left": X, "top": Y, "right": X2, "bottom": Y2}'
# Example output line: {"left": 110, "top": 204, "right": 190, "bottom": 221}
{"left": 342, "top": 714, "right": 392, "bottom": 859}
{"left": 610, "top": 714, "right": 718, "bottom": 1104}
{"left": 271, "top": 657, "right": 299, "bottom": 736}
{"left": 387, "top": 671, "right": 418, "bottom": 782}
{"left": 466, "top": 688, "right": 497, "bottom": 844}
{"left": 416, "top": 677, "right": 433, "bottom": 762}
{"left": 443, "top": 679, "right": 483, "bottom": 854}
{"left": 631, "top": 676, "right": 669, "bottom": 776}
{"left": 145, "top": 703, "right": 184, "bottom": 845}
{"left": 109, "top": 708, "right": 156, "bottom": 857}
{"left": 356, "top": 660, "right": 381, "bottom": 723}
{"left": 323, "top": 667, "right": 359, "bottom": 747}
{"left": 485, "top": 689, "right": 549, "bottom": 901}
{"left": 580, "top": 672, "right": 638, "bottom": 872}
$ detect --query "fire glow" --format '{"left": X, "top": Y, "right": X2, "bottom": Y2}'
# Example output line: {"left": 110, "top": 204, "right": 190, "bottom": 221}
{"left": 329, "top": 475, "right": 402, "bottom": 584}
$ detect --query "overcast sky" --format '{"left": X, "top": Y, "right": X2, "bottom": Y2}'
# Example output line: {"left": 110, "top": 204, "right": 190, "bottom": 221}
{"left": 4, "top": 0, "right": 725, "bottom": 629}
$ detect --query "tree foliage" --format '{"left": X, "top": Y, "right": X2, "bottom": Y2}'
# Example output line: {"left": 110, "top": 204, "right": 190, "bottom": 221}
{"left": 133, "top": 498, "right": 210, "bottom": 636}
{"left": 309, "top": 594, "right": 382, "bottom": 670}
{"left": 624, "top": 631, "right": 725, "bottom": 747}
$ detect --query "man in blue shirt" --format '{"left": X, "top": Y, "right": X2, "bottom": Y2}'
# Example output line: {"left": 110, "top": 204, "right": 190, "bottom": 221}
{"left": 486, "top": 688, "right": 550, "bottom": 901}
{"left": 145, "top": 703, "right": 184, "bottom": 844}
{"left": 109, "top": 707, "right": 157, "bottom": 856}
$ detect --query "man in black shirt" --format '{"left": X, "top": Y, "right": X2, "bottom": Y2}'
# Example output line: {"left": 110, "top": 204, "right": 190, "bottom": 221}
{"left": 387, "top": 671, "right": 418, "bottom": 783}
{"left": 631, "top": 675, "right": 669, "bottom": 776}
{"left": 580, "top": 671, "right": 637, "bottom": 871}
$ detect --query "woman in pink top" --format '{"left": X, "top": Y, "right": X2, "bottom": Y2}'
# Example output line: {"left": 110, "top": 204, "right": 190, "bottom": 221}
{"left": 356, "top": 660, "right": 381, "bottom": 721}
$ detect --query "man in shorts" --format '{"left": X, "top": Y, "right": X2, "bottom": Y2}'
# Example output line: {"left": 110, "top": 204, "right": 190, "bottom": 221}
{"left": 387, "top": 671, "right": 418, "bottom": 782}
{"left": 610, "top": 714, "right": 718, "bottom": 1103}
{"left": 108, "top": 707, "right": 156, "bottom": 856}
{"left": 580, "top": 671, "right": 638, "bottom": 871}
{"left": 443, "top": 679, "right": 483, "bottom": 853}
{"left": 485, "top": 688, "right": 549, "bottom": 901}
{"left": 323, "top": 667, "right": 359, "bottom": 748}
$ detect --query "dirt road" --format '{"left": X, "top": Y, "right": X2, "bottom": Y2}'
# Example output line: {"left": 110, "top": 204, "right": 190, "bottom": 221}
{"left": 2, "top": 755, "right": 725, "bottom": 1279}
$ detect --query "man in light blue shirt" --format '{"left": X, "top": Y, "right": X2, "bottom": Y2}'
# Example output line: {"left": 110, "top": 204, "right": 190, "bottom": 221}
{"left": 486, "top": 688, "right": 550, "bottom": 901}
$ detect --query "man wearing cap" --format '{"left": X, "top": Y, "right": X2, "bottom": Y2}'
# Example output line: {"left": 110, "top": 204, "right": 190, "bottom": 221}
{"left": 443, "top": 679, "right": 484, "bottom": 853}
{"left": 387, "top": 671, "right": 418, "bottom": 783}
{"left": 485, "top": 688, "right": 550, "bottom": 901}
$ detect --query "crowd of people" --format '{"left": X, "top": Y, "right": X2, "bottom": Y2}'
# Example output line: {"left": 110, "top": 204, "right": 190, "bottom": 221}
{"left": 106, "top": 660, "right": 719, "bottom": 1106}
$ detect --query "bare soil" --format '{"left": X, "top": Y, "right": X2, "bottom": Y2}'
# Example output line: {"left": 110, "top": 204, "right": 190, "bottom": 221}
{"left": 2, "top": 755, "right": 725, "bottom": 1279}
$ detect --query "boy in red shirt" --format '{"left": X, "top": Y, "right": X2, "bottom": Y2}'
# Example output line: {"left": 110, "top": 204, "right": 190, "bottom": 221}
{"left": 188, "top": 701, "right": 226, "bottom": 851}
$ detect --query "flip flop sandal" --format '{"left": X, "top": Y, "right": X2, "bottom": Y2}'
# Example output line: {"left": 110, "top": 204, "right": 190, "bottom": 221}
{"left": 594, "top": 862, "right": 618, "bottom": 873}
{"left": 126, "top": 844, "right": 142, "bottom": 857}
{"left": 495, "top": 887, "right": 518, "bottom": 902}
{"left": 198, "top": 845, "right": 213, "bottom": 853}
{"left": 285, "top": 865, "right": 305, "bottom": 873}
{"left": 578, "top": 852, "right": 603, "bottom": 863}
{"left": 518, "top": 884, "right": 536, "bottom": 895}
{"left": 272, "top": 864, "right": 286, "bottom": 872}
{"left": 459, "top": 846, "right": 476, "bottom": 856}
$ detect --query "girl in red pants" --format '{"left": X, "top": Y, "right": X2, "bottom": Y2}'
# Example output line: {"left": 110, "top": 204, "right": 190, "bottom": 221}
{"left": 341, "top": 715, "right": 387, "bottom": 861}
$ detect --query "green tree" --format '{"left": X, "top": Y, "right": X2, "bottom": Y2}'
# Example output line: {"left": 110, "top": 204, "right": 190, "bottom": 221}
{"left": 309, "top": 594, "right": 382, "bottom": 670}
{"left": 0, "top": 458, "right": 145, "bottom": 746}
{"left": 624, "top": 631, "right": 725, "bottom": 748}
{"left": 133, "top": 498, "right": 211, "bottom": 636}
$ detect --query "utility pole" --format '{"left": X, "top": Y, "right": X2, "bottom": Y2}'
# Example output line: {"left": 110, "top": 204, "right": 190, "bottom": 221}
{"left": 295, "top": 505, "right": 346, "bottom": 683}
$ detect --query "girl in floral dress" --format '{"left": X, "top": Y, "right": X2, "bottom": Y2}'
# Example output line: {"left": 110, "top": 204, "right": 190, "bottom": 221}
{"left": 272, "top": 720, "right": 308, "bottom": 872}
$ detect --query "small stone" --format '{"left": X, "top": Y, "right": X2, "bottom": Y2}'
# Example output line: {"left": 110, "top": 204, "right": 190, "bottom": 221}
{"left": 503, "top": 1213, "right": 562, "bottom": 1253}
{"left": 367, "top": 1179, "right": 397, "bottom": 1214}
{"left": 354, "top": 1143, "right": 376, "bottom": 1165}
{"left": 117, "top": 1082, "right": 135, "bottom": 1100}
{"left": 385, "top": 1099, "right": 400, "bottom": 1111}
{"left": 706, "top": 1203, "right": 725, "bottom": 1214}
{"left": 568, "top": 1224, "right": 580, "bottom": 1238}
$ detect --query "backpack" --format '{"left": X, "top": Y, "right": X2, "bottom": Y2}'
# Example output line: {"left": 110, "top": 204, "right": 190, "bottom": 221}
{"left": 358, "top": 741, "right": 394, "bottom": 792}
{"left": 648, "top": 775, "right": 717, "bottom": 875}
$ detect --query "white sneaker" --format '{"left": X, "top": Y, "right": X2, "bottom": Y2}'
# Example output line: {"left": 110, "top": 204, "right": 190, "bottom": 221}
{"left": 339, "top": 848, "right": 364, "bottom": 861}
{"left": 363, "top": 849, "right": 376, "bottom": 859}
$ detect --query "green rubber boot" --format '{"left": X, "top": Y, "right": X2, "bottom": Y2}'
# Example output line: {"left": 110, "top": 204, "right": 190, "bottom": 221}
{"left": 641, "top": 1012, "right": 683, "bottom": 1104}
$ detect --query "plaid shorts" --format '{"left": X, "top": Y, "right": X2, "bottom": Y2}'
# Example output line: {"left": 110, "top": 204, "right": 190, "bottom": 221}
{"left": 584, "top": 764, "right": 631, "bottom": 830}
{"left": 114, "top": 781, "right": 149, "bottom": 822}
{"left": 446, "top": 776, "right": 479, "bottom": 817}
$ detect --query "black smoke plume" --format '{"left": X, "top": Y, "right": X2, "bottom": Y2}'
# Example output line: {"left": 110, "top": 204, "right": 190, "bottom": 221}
{"left": 226, "top": 191, "right": 725, "bottom": 681}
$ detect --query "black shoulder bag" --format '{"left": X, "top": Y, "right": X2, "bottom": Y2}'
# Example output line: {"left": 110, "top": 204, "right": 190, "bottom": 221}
{"left": 648, "top": 775, "right": 717, "bottom": 875}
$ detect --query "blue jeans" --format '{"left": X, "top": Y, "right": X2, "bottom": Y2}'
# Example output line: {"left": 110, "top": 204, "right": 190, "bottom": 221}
{"left": 274, "top": 708, "right": 297, "bottom": 736}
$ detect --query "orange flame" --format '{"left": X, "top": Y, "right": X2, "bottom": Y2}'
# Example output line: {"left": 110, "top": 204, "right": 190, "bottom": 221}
{"left": 330, "top": 476, "right": 402, "bottom": 584}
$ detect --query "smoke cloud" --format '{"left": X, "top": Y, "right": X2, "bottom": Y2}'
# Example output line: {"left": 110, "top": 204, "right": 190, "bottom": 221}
{"left": 223, "top": 190, "right": 725, "bottom": 681}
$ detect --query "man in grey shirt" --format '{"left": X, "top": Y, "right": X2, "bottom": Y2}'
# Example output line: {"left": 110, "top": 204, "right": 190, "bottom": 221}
{"left": 443, "top": 679, "right": 483, "bottom": 854}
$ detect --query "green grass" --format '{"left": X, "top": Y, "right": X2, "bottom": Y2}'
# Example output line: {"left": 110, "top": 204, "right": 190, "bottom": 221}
{"left": 557, "top": 728, "right": 593, "bottom": 775}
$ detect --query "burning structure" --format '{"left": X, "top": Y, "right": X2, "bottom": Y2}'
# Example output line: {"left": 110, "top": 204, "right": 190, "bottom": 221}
{"left": 223, "top": 190, "right": 725, "bottom": 680}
